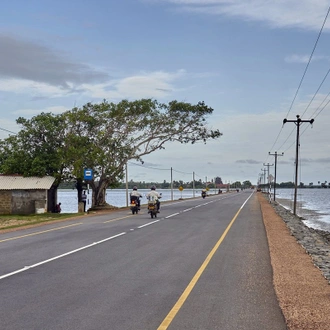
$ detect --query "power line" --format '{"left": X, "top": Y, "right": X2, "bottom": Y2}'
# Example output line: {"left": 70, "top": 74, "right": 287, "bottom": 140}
{"left": 268, "top": 5, "right": 330, "bottom": 157}
{"left": 285, "top": 5, "right": 330, "bottom": 119}
{"left": 301, "top": 67, "right": 330, "bottom": 118}
{"left": 127, "top": 161, "right": 170, "bottom": 171}
{"left": 172, "top": 168, "right": 192, "bottom": 175}
{"left": 0, "top": 127, "right": 17, "bottom": 135}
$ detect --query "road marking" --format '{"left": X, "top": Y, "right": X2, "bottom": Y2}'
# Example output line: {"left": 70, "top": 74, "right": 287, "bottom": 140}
{"left": 137, "top": 220, "right": 160, "bottom": 228}
{"left": 0, "top": 232, "right": 126, "bottom": 280}
{"left": 165, "top": 213, "right": 180, "bottom": 218}
{"left": 157, "top": 192, "right": 253, "bottom": 330}
{"left": 0, "top": 223, "right": 83, "bottom": 243}
{"left": 104, "top": 215, "right": 133, "bottom": 223}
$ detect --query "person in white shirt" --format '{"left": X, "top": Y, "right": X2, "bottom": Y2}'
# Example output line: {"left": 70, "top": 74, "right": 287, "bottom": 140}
{"left": 82, "top": 190, "right": 87, "bottom": 212}
{"left": 130, "top": 186, "right": 142, "bottom": 209}
{"left": 146, "top": 185, "right": 161, "bottom": 211}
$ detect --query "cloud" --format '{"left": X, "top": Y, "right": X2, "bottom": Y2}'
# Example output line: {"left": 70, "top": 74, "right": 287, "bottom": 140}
{"left": 152, "top": 0, "right": 330, "bottom": 31}
{"left": 236, "top": 159, "right": 260, "bottom": 164}
{"left": 0, "top": 34, "right": 109, "bottom": 90}
{"left": 81, "top": 70, "right": 186, "bottom": 100}
{"left": 0, "top": 79, "right": 71, "bottom": 98}
{"left": 0, "top": 69, "right": 186, "bottom": 101}
{"left": 300, "top": 157, "right": 330, "bottom": 164}
{"left": 13, "top": 105, "right": 69, "bottom": 116}
{"left": 285, "top": 54, "right": 330, "bottom": 63}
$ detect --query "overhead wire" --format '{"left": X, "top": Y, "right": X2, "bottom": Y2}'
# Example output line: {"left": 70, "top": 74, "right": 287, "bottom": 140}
{"left": 300, "top": 67, "right": 330, "bottom": 118}
{"left": 0, "top": 127, "right": 17, "bottom": 135}
{"left": 284, "top": 4, "right": 330, "bottom": 119}
{"left": 127, "top": 161, "right": 170, "bottom": 171}
{"left": 267, "top": 5, "right": 330, "bottom": 157}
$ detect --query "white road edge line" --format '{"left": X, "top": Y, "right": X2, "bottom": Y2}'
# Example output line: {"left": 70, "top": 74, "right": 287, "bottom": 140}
{"left": 0, "top": 232, "right": 126, "bottom": 281}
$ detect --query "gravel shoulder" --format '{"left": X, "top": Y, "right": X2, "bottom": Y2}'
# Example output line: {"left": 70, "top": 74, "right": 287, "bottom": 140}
{"left": 258, "top": 192, "right": 330, "bottom": 330}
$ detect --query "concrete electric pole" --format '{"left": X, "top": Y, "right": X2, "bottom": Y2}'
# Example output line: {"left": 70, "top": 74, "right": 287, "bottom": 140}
{"left": 283, "top": 115, "right": 314, "bottom": 215}
{"left": 268, "top": 152, "right": 284, "bottom": 202}
{"left": 263, "top": 163, "right": 274, "bottom": 198}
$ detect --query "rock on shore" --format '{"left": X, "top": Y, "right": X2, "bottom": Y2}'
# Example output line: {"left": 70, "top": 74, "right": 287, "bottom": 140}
{"left": 271, "top": 200, "right": 330, "bottom": 283}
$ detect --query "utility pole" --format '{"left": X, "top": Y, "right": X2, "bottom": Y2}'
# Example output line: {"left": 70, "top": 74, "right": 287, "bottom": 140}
{"left": 170, "top": 167, "right": 173, "bottom": 201}
{"left": 263, "top": 162, "right": 274, "bottom": 198}
{"left": 283, "top": 115, "right": 314, "bottom": 215}
{"left": 269, "top": 151, "right": 284, "bottom": 202}
{"left": 193, "top": 172, "right": 195, "bottom": 198}
{"left": 261, "top": 168, "right": 267, "bottom": 191}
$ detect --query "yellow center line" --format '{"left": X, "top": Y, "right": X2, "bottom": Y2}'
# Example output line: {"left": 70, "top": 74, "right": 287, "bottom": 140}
{"left": 0, "top": 223, "right": 83, "bottom": 243}
{"left": 157, "top": 208, "right": 242, "bottom": 330}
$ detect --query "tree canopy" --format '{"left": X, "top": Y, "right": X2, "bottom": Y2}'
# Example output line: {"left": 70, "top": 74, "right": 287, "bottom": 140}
{"left": 0, "top": 99, "right": 222, "bottom": 208}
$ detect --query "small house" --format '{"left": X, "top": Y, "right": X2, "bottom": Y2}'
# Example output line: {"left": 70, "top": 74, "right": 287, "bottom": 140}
{"left": 0, "top": 175, "right": 55, "bottom": 215}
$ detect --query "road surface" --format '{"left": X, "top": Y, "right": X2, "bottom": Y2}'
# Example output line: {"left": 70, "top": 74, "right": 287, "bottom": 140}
{"left": 0, "top": 191, "right": 286, "bottom": 330}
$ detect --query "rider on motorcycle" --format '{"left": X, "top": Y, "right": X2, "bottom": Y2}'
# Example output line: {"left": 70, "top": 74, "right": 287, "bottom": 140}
{"left": 130, "top": 186, "right": 142, "bottom": 209}
{"left": 146, "top": 185, "right": 161, "bottom": 212}
{"left": 201, "top": 189, "right": 207, "bottom": 198}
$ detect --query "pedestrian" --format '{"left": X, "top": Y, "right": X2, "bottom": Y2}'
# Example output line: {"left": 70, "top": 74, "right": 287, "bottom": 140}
{"left": 55, "top": 203, "right": 61, "bottom": 213}
{"left": 82, "top": 190, "right": 87, "bottom": 212}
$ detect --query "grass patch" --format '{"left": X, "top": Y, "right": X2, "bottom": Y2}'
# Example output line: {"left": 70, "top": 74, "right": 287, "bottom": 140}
{"left": 0, "top": 213, "right": 82, "bottom": 231}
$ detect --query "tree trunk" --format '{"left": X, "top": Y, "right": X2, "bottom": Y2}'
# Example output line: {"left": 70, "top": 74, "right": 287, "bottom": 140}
{"left": 75, "top": 178, "right": 83, "bottom": 202}
{"left": 48, "top": 184, "right": 58, "bottom": 212}
{"left": 91, "top": 178, "right": 109, "bottom": 207}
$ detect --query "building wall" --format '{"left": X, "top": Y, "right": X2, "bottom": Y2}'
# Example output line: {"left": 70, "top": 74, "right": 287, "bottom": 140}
{"left": 12, "top": 190, "right": 47, "bottom": 215}
{"left": 0, "top": 190, "right": 47, "bottom": 215}
{"left": 0, "top": 191, "right": 12, "bottom": 214}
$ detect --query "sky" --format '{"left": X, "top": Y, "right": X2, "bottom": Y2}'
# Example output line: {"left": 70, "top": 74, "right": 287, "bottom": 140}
{"left": 1, "top": 0, "right": 330, "bottom": 186}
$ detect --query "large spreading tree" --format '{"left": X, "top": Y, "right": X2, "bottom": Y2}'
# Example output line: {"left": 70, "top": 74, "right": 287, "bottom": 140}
{"left": 0, "top": 99, "right": 222, "bottom": 209}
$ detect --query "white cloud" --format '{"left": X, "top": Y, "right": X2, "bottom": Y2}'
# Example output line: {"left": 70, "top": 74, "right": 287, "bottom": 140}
{"left": 0, "top": 78, "right": 70, "bottom": 97}
{"left": 285, "top": 54, "right": 330, "bottom": 63}
{"left": 153, "top": 0, "right": 330, "bottom": 31}
{"left": 0, "top": 70, "right": 186, "bottom": 101}
{"left": 13, "top": 105, "right": 69, "bottom": 116}
{"left": 81, "top": 70, "right": 186, "bottom": 100}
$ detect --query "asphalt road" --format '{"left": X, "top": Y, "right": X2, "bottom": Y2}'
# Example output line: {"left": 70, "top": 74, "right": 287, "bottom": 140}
{"left": 0, "top": 191, "right": 287, "bottom": 330}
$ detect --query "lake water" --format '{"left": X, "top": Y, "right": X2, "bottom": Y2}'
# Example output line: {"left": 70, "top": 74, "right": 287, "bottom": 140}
{"left": 275, "top": 188, "right": 330, "bottom": 231}
{"left": 58, "top": 188, "right": 216, "bottom": 213}
{"left": 58, "top": 188, "right": 330, "bottom": 232}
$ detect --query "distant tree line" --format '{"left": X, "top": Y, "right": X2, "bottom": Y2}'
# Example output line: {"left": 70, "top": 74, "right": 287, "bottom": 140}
{"left": 58, "top": 178, "right": 254, "bottom": 190}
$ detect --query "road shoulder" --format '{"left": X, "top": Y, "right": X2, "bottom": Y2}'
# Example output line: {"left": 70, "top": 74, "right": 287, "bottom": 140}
{"left": 258, "top": 192, "right": 330, "bottom": 330}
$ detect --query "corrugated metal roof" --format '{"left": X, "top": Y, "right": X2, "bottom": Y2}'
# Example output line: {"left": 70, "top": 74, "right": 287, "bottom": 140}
{"left": 0, "top": 176, "right": 55, "bottom": 190}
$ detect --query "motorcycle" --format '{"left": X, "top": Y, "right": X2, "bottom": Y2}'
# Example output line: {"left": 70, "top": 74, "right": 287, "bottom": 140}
{"left": 130, "top": 197, "right": 140, "bottom": 215}
{"left": 147, "top": 200, "right": 158, "bottom": 218}
{"left": 147, "top": 194, "right": 161, "bottom": 219}
{"left": 202, "top": 191, "right": 206, "bottom": 199}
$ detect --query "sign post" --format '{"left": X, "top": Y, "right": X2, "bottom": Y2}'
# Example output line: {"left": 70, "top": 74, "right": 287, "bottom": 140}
{"left": 179, "top": 186, "right": 183, "bottom": 199}
{"left": 84, "top": 169, "right": 93, "bottom": 209}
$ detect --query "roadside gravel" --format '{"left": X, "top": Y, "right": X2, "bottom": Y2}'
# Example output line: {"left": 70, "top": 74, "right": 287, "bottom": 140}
{"left": 258, "top": 193, "right": 330, "bottom": 330}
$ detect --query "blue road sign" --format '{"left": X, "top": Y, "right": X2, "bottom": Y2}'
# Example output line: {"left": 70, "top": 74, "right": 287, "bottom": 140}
{"left": 84, "top": 169, "right": 93, "bottom": 180}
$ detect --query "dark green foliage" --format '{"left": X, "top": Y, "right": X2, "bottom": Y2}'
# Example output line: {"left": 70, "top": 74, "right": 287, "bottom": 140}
{"left": 0, "top": 99, "right": 222, "bottom": 207}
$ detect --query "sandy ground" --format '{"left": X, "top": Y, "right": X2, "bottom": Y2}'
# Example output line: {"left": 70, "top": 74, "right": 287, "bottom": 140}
{"left": 258, "top": 193, "right": 330, "bottom": 330}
